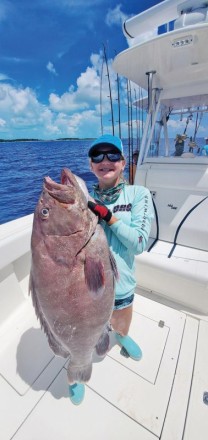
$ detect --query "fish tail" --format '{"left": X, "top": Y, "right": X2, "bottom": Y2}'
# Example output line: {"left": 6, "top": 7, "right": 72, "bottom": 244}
{"left": 67, "top": 362, "right": 92, "bottom": 385}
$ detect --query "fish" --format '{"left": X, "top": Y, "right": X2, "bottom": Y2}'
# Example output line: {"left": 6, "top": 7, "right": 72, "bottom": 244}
{"left": 29, "top": 168, "right": 117, "bottom": 385}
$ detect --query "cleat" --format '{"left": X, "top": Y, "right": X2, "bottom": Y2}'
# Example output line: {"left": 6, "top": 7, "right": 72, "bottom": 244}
{"left": 68, "top": 383, "right": 85, "bottom": 405}
{"left": 115, "top": 334, "right": 142, "bottom": 361}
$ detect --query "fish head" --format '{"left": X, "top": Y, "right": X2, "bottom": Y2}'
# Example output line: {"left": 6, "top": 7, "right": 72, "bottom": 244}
{"left": 32, "top": 168, "right": 97, "bottom": 247}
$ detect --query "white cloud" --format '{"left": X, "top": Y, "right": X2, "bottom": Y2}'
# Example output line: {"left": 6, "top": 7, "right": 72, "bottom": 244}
{"left": 105, "top": 4, "right": 127, "bottom": 27}
{"left": 0, "top": 83, "right": 57, "bottom": 137}
{"left": 0, "top": 52, "right": 142, "bottom": 139}
{"left": 49, "top": 88, "right": 89, "bottom": 112}
{"left": 46, "top": 61, "right": 58, "bottom": 76}
{"left": 49, "top": 52, "right": 117, "bottom": 114}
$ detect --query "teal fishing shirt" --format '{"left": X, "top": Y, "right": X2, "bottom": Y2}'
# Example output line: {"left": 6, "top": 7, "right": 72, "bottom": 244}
{"left": 91, "top": 185, "right": 154, "bottom": 300}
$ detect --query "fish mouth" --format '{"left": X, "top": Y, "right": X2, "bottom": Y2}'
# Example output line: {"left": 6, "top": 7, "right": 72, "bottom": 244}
{"left": 44, "top": 175, "right": 75, "bottom": 204}
{"left": 61, "top": 168, "right": 76, "bottom": 186}
{"left": 44, "top": 176, "right": 65, "bottom": 192}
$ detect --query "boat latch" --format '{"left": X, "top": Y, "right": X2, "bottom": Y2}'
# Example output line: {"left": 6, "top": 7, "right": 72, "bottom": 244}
{"left": 158, "top": 320, "right": 165, "bottom": 328}
{"left": 150, "top": 191, "right": 156, "bottom": 199}
{"left": 203, "top": 392, "right": 208, "bottom": 405}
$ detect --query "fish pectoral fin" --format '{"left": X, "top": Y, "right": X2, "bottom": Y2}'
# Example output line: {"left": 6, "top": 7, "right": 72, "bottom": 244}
{"left": 84, "top": 256, "right": 105, "bottom": 297}
{"left": 95, "top": 328, "right": 110, "bottom": 356}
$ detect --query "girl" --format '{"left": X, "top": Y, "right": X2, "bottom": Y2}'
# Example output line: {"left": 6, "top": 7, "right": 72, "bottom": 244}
{"left": 88, "top": 134, "right": 154, "bottom": 359}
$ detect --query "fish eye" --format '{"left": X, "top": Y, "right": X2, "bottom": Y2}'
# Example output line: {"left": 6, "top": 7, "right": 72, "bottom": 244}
{"left": 41, "top": 207, "right": 49, "bottom": 217}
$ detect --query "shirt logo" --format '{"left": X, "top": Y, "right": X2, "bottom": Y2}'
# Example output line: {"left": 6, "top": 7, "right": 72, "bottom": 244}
{"left": 113, "top": 203, "right": 132, "bottom": 213}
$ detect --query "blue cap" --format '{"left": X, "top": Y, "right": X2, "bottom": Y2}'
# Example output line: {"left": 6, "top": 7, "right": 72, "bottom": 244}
{"left": 88, "top": 134, "right": 123, "bottom": 156}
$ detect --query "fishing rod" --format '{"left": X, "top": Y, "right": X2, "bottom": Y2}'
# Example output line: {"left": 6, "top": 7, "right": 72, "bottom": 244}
{"left": 114, "top": 50, "right": 121, "bottom": 139}
{"left": 127, "top": 80, "right": 134, "bottom": 184}
{"left": 141, "top": 86, "right": 144, "bottom": 138}
{"left": 129, "top": 81, "right": 134, "bottom": 183}
{"left": 134, "top": 88, "right": 139, "bottom": 151}
{"left": 193, "top": 110, "right": 203, "bottom": 140}
{"left": 103, "top": 44, "right": 115, "bottom": 135}
{"left": 99, "top": 53, "right": 104, "bottom": 135}
{"left": 129, "top": 80, "right": 134, "bottom": 166}
{"left": 126, "top": 79, "right": 131, "bottom": 182}
{"left": 116, "top": 73, "right": 121, "bottom": 138}
{"left": 183, "top": 113, "right": 192, "bottom": 135}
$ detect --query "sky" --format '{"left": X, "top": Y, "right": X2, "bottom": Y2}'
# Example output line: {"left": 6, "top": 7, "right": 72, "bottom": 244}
{"left": 1, "top": 0, "right": 207, "bottom": 142}
{"left": 0, "top": 0, "right": 168, "bottom": 140}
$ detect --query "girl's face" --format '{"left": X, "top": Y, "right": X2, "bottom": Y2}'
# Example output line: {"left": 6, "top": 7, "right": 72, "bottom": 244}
{"left": 90, "top": 147, "right": 126, "bottom": 189}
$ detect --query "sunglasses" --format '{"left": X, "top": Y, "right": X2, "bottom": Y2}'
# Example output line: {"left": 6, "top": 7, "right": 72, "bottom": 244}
{"left": 91, "top": 152, "right": 122, "bottom": 163}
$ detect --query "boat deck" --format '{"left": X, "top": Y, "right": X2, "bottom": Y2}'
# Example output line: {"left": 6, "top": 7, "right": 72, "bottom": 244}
{"left": 1, "top": 287, "right": 208, "bottom": 440}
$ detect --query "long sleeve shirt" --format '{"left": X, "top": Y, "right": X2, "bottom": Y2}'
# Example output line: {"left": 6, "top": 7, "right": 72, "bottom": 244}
{"left": 91, "top": 184, "right": 154, "bottom": 300}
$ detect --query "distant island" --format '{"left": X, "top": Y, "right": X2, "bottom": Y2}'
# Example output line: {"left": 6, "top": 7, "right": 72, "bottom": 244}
{"left": 0, "top": 138, "right": 94, "bottom": 142}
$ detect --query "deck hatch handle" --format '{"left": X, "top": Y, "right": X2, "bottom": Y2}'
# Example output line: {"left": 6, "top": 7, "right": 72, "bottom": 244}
{"left": 158, "top": 320, "right": 165, "bottom": 328}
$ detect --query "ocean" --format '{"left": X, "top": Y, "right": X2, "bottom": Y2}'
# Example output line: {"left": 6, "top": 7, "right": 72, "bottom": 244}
{"left": 0, "top": 139, "right": 133, "bottom": 225}
{"left": 0, "top": 138, "right": 204, "bottom": 225}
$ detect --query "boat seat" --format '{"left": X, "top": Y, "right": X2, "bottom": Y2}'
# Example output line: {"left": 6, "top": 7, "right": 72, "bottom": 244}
{"left": 0, "top": 214, "right": 33, "bottom": 271}
{"left": 135, "top": 240, "right": 208, "bottom": 313}
{"left": 135, "top": 160, "right": 208, "bottom": 312}
{"left": 0, "top": 215, "right": 33, "bottom": 328}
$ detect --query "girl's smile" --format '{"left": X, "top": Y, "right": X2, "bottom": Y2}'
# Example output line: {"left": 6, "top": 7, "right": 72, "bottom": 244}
{"left": 91, "top": 153, "right": 126, "bottom": 189}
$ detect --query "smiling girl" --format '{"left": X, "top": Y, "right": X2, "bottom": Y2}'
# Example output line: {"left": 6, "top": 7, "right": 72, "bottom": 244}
{"left": 87, "top": 133, "right": 154, "bottom": 359}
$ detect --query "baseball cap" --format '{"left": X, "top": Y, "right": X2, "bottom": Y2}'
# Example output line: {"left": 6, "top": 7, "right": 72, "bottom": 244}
{"left": 88, "top": 134, "right": 123, "bottom": 157}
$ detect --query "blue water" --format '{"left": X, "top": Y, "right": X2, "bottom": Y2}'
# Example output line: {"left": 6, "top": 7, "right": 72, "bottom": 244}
{"left": 0, "top": 138, "right": 204, "bottom": 225}
{"left": 0, "top": 139, "right": 134, "bottom": 225}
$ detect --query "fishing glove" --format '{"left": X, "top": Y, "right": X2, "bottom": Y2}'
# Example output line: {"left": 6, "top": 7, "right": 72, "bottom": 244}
{"left": 88, "top": 201, "right": 112, "bottom": 222}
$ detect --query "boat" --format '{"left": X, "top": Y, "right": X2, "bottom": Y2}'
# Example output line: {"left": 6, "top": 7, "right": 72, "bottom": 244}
{"left": 1, "top": 0, "right": 208, "bottom": 438}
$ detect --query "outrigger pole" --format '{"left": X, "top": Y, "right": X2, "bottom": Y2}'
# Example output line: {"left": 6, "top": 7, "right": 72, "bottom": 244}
{"left": 103, "top": 44, "right": 115, "bottom": 135}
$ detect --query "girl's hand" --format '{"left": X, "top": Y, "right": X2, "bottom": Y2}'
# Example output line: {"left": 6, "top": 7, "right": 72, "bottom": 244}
{"left": 88, "top": 201, "right": 112, "bottom": 222}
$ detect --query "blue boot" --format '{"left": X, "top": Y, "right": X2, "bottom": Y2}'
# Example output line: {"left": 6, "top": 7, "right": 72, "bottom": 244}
{"left": 68, "top": 383, "right": 85, "bottom": 405}
{"left": 115, "top": 334, "right": 142, "bottom": 361}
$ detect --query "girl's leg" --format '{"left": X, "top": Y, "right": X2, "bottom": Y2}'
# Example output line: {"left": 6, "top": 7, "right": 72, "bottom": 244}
{"left": 110, "top": 305, "right": 142, "bottom": 361}
{"left": 110, "top": 304, "right": 133, "bottom": 336}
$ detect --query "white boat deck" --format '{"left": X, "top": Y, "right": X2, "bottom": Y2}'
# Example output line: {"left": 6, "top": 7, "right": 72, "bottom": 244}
{"left": 1, "top": 285, "right": 208, "bottom": 440}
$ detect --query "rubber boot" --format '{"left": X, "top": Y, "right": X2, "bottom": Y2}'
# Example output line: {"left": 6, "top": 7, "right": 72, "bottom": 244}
{"left": 68, "top": 383, "right": 85, "bottom": 405}
{"left": 115, "top": 334, "right": 142, "bottom": 361}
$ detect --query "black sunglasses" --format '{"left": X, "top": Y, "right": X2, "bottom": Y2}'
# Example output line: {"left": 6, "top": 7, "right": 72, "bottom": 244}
{"left": 91, "top": 152, "right": 122, "bottom": 163}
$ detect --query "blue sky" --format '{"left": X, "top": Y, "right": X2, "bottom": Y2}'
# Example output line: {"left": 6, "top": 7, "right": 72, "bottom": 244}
{"left": 0, "top": 0, "right": 165, "bottom": 139}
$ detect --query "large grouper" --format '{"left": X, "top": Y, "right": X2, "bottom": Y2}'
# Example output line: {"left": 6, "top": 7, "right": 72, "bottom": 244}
{"left": 29, "top": 168, "right": 117, "bottom": 386}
